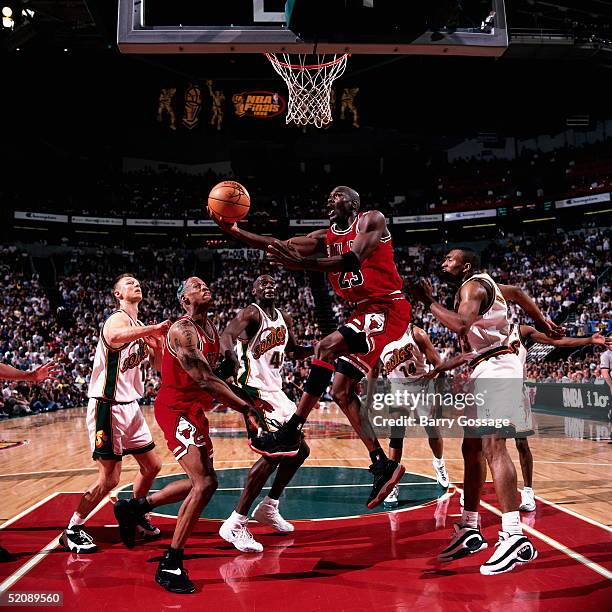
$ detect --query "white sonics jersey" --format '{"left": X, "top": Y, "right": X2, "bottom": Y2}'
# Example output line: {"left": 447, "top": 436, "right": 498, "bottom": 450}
{"left": 456, "top": 272, "right": 512, "bottom": 361}
{"left": 88, "top": 310, "right": 147, "bottom": 402}
{"left": 381, "top": 325, "right": 428, "bottom": 381}
{"left": 236, "top": 304, "right": 289, "bottom": 392}
{"left": 508, "top": 323, "right": 528, "bottom": 370}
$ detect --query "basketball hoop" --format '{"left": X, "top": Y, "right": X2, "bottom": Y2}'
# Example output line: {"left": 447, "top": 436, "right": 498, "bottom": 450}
{"left": 265, "top": 53, "right": 349, "bottom": 128}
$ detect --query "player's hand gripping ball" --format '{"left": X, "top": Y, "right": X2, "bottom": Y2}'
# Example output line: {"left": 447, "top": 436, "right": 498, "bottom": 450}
{"left": 207, "top": 180, "right": 250, "bottom": 223}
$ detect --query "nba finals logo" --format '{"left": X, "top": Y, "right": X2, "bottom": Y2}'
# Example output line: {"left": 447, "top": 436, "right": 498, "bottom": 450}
{"left": 232, "top": 91, "right": 286, "bottom": 119}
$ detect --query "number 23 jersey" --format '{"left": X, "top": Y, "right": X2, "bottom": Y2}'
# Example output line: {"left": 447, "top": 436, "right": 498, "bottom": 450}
{"left": 326, "top": 211, "right": 403, "bottom": 304}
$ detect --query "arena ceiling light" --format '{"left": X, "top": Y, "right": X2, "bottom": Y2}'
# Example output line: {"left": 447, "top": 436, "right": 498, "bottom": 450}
{"left": 2, "top": 6, "right": 14, "bottom": 29}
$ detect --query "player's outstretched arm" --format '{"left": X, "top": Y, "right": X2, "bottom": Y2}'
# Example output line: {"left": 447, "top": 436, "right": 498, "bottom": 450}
{"left": 104, "top": 312, "right": 171, "bottom": 350}
{"left": 498, "top": 284, "right": 563, "bottom": 338}
{"left": 209, "top": 208, "right": 326, "bottom": 256}
{"left": 422, "top": 354, "right": 468, "bottom": 380}
{"left": 219, "top": 305, "right": 261, "bottom": 378}
{"left": 0, "top": 361, "right": 61, "bottom": 383}
{"left": 268, "top": 210, "right": 386, "bottom": 272}
{"left": 520, "top": 325, "right": 612, "bottom": 348}
{"left": 281, "top": 310, "right": 314, "bottom": 359}
{"left": 169, "top": 319, "right": 254, "bottom": 414}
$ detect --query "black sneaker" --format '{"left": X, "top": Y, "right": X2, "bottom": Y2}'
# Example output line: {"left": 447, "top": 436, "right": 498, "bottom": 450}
{"left": 59, "top": 527, "right": 98, "bottom": 554}
{"left": 135, "top": 513, "right": 161, "bottom": 541}
{"left": 366, "top": 459, "right": 406, "bottom": 509}
{"left": 113, "top": 499, "right": 136, "bottom": 548}
{"left": 155, "top": 562, "right": 196, "bottom": 594}
{"left": 248, "top": 423, "right": 300, "bottom": 458}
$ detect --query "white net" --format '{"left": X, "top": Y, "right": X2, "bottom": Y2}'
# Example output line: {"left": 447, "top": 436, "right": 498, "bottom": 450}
{"left": 265, "top": 53, "right": 349, "bottom": 128}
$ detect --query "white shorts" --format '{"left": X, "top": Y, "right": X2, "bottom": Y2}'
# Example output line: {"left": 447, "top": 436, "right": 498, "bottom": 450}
{"left": 257, "top": 389, "right": 297, "bottom": 431}
{"left": 389, "top": 379, "right": 434, "bottom": 419}
{"left": 86, "top": 398, "right": 155, "bottom": 460}
{"left": 469, "top": 353, "right": 525, "bottom": 436}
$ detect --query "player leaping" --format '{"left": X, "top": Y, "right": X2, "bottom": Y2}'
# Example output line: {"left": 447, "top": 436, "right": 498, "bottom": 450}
{"left": 211, "top": 185, "right": 411, "bottom": 508}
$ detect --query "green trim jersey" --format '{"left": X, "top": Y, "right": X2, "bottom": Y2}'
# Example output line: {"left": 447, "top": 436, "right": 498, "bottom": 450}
{"left": 88, "top": 310, "right": 148, "bottom": 402}
{"left": 381, "top": 324, "right": 427, "bottom": 381}
{"left": 236, "top": 304, "right": 289, "bottom": 393}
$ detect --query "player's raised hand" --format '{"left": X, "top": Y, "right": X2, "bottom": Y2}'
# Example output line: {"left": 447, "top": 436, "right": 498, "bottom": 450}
{"left": 407, "top": 278, "right": 434, "bottom": 304}
{"left": 267, "top": 240, "right": 305, "bottom": 270}
{"left": 590, "top": 332, "right": 608, "bottom": 346}
{"left": 207, "top": 206, "right": 238, "bottom": 234}
{"left": 538, "top": 319, "right": 564, "bottom": 339}
{"left": 150, "top": 320, "right": 172, "bottom": 338}
{"left": 28, "top": 361, "right": 62, "bottom": 383}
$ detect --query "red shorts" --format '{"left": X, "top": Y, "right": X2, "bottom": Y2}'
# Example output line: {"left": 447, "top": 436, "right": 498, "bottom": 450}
{"left": 154, "top": 401, "right": 213, "bottom": 461}
{"left": 338, "top": 297, "right": 411, "bottom": 379}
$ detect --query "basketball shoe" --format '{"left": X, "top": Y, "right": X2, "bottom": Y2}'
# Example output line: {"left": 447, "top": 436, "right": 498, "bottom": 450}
{"left": 219, "top": 520, "right": 263, "bottom": 553}
{"left": 135, "top": 513, "right": 161, "bottom": 541}
{"left": 479, "top": 531, "right": 537, "bottom": 575}
{"left": 59, "top": 527, "right": 97, "bottom": 554}
{"left": 438, "top": 524, "right": 488, "bottom": 562}
{"left": 249, "top": 423, "right": 300, "bottom": 458}
{"left": 433, "top": 458, "right": 449, "bottom": 488}
{"left": 113, "top": 499, "right": 136, "bottom": 548}
{"left": 156, "top": 551, "right": 195, "bottom": 594}
{"left": 519, "top": 488, "right": 536, "bottom": 512}
{"left": 367, "top": 459, "right": 405, "bottom": 509}
{"left": 252, "top": 498, "right": 294, "bottom": 532}
{"left": 383, "top": 485, "right": 399, "bottom": 508}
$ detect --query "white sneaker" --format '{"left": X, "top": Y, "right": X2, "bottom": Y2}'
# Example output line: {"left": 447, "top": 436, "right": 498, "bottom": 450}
{"left": 438, "top": 523, "right": 487, "bottom": 562}
{"left": 252, "top": 500, "right": 294, "bottom": 533}
{"left": 433, "top": 459, "right": 449, "bottom": 488}
{"left": 383, "top": 485, "right": 399, "bottom": 508}
{"left": 219, "top": 520, "right": 263, "bottom": 553}
{"left": 480, "top": 531, "right": 537, "bottom": 575}
{"left": 519, "top": 489, "right": 536, "bottom": 512}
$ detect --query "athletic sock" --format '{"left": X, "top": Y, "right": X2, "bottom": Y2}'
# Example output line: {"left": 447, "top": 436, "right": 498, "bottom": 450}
{"left": 131, "top": 496, "right": 153, "bottom": 513}
{"left": 68, "top": 513, "right": 85, "bottom": 529}
{"left": 433, "top": 457, "right": 445, "bottom": 467}
{"left": 369, "top": 448, "right": 387, "bottom": 464}
{"left": 286, "top": 413, "right": 306, "bottom": 432}
{"left": 229, "top": 510, "right": 248, "bottom": 525}
{"left": 165, "top": 547, "right": 184, "bottom": 567}
{"left": 523, "top": 486, "right": 533, "bottom": 494}
{"left": 262, "top": 496, "right": 279, "bottom": 507}
{"left": 461, "top": 510, "right": 479, "bottom": 529}
{"left": 501, "top": 511, "right": 523, "bottom": 535}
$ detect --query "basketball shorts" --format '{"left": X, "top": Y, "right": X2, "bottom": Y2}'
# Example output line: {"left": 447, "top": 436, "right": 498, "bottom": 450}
{"left": 87, "top": 398, "right": 154, "bottom": 461}
{"left": 516, "top": 386, "right": 535, "bottom": 437}
{"left": 337, "top": 297, "right": 412, "bottom": 380}
{"left": 154, "top": 402, "right": 213, "bottom": 462}
{"left": 465, "top": 353, "right": 525, "bottom": 438}
{"left": 239, "top": 385, "right": 297, "bottom": 431}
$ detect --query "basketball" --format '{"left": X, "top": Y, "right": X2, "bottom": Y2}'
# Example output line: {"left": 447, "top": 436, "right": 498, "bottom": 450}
{"left": 207, "top": 180, "right": 251, "bottom": 222}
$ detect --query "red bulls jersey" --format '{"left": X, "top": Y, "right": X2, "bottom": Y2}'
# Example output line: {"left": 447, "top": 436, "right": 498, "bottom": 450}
{"left": 156, "top": 316, "right": 220, "bottom": 412}
{"left": 326, "top": 211, "right": 403, "bottom": 304}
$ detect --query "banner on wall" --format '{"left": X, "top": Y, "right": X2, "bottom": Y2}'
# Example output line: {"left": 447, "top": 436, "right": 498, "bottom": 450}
{"left": 232, "top": 91, "right": 286, "bottom": 119}
{"left": 126, "top": 219, "right": 184, "bottom": 227}
{"left": 393, "top": 214, "right": 443, "bottom": 224}
{"left": 187, "top": 219, "right": 217, "bottom": 227}
{"left": 71, "top": 216, "right": 123, "bottom": 226}
{"left": 14, "top": 211, "right": 69, "bottom": 223}
{"left": 555, "top": 192, "right": 611, "bottom": 209}
{"left": 527, "top": 382, "right": 611, "bottom": 421}
{"left": 289, "top": 219, "right": 328, "bottom": 227}
{"left": 443, "top": 209, "right": 497, "bottom": 222}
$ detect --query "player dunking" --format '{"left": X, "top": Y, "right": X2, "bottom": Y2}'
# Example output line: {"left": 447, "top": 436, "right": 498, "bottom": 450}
{"left": 114, "top": 277, "right": 271, "bottom": 594}
{"left": 211, "top": 186, "right": 411, "bottom": 508}
{"left": 376, "top": 323, "right": 450, "bottom": 507}
{"left": 412, "top": 248, "right": 562, "bottom": 575}
{"left": 59, "top": 274, "right": 170, "bottom": 554}
{"left": 218, "top": 275, "right": 313, "bottom": 552}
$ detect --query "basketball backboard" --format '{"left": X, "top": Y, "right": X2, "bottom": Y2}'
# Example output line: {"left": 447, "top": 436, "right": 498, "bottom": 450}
{"left": 118, "top": 0, "right": 508, "bottom": 57}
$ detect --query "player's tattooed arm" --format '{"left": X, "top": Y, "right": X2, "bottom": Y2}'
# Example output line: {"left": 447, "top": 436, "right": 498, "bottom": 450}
{"left": 281, "top": 310, "right": 314, "bottom": 359}
{"left": 219, "top": 305, "right": 261, "bottom": 378}
{"left": 169, "top": 320, "right": 252, "bottom": 414}
{"left": 104, "top": 311, "right": 171, "bottom": 350}
{"left": 498, "top": 284, "right": 563, "bottom": 339}
{"left": 520, "top": 324, "right": 611, "bottom": 348}
{"left": 267, "top": 211, "right": 386, "bottom": 272}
